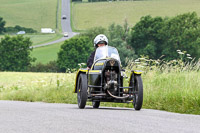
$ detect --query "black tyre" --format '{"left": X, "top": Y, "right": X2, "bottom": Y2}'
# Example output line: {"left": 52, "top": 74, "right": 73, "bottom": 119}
{"left": 92, "top": 101, "right": 100, "bottom": 108}
{"left": 77, "top": 73, "right": 88, "bottom": 109}
{"left": 130, "top": 74, "right": 143, "bottom": 110}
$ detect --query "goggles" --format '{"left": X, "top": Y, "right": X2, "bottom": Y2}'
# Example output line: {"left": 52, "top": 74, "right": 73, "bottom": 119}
{"left": 97, "top": 41, "right": 106, "bottom": 44}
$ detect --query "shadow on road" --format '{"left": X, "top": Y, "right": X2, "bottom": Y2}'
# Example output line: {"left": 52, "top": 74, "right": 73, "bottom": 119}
{"left": 70, "top": 106, "right": 136, "bottom": 111}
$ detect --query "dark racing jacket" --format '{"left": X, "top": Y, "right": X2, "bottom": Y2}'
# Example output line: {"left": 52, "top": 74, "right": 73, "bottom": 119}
{"left": 87, "top": 50, "right": 96, "bottom": 68}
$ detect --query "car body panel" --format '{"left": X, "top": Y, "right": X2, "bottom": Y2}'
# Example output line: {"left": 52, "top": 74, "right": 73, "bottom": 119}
{"left": 74, "top": 68, "right": 88, "bottom": 93}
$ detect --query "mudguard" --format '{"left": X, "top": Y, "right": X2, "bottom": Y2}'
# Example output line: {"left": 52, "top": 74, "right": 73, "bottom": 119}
{"left": 128, "top": 70, "right": 142, "bottom": 86}
{"left": 74, "top": 68, "right": 88, "bottom": 93}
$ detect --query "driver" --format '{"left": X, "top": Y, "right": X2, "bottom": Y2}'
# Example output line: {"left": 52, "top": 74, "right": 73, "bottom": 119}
{"left": 87, "top": 34, "right": 108, "bottom": 69}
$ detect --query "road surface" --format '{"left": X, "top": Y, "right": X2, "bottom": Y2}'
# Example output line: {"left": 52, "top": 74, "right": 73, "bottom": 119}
{"left": 0, "top": 100, "right": 200, "bottom": 133}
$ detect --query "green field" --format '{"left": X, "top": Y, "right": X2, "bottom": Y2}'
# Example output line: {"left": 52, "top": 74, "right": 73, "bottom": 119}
{"left": 0, "top": 0, "right": 58, "bottom": 31}
{"left": 72, "top": 0, "right": 200, "bottom": 30}
{"left": 0, "top": 34, "right": 63, "bottom": 46}
{"left": 31, "top": 41, "right": 63, "bottom": 64}
{"left": 0, "top": 70, "right": 200, "bottom": 114}
{"left": 26, "top": 33, "right": 63, "bottom": 46}
{"left": 0, "top": 0, "right": 63, "bottom": 46}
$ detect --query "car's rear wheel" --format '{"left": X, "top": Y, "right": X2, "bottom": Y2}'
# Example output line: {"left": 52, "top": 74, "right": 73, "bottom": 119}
{"left": 130, "top": 74, "right": 143, "bottom": 110}
{"left": 77, "top": 73, "right": 88, "bottom": 109}
{"left": 92, "top": 101, "right": 100, "bottom": 108}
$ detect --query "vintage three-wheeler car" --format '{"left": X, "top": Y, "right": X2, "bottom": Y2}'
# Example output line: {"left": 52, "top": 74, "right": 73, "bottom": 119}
{"left": 74, "top": 46, "right": 143, "bottom": 110}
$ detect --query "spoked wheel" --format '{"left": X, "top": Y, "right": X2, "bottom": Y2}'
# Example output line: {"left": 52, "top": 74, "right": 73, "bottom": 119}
{"left": 130, "top": 74, "right": 143, "bottom": 110}
{"left": 92, "top": 101, "right": 100, "bottom": 108}
{"left": 77, "top": 73, "right": 88, "bottom": 109}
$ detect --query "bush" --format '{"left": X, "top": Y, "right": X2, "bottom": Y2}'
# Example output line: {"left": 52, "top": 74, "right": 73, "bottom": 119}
{"left": 57, "top": 36, "right": 93, "bottom": 72}
{"left": 5, "top": 25, "right": 37, "bottom": 34}
{"left": 28, "top": 61, "right": 60, "bottom": 72}
{"left": 81, "top": 26, "right": 106, "bottom": 41}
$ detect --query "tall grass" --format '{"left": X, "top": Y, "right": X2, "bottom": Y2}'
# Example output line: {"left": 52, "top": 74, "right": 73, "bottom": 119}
{"left": 72, "top": 0, "right": 200, "bottom": 30}
{"left": 142, "top": 71, "right": 200, "bottom": 114}
{"left": 0, "top": 72, "right": 77, "bottom": 103}
{"left": 124, "top": 50, "right": 200, "bottom": 114}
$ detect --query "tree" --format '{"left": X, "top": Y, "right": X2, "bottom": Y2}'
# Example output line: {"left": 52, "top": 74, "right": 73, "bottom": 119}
{"left": 129, "top": 12, "right": 200, "bottom": 60}
{"left": 109, "top": 38, "right": 137, "bottom": 66}
{"left": 57, "top": 36, "right": 93, "bottom": 72}
{"left": 128, "top": 15, "right": 165, "bottom": 59}
{"left": 0, "top": 17, "right": 6, "bottom": 34}
{"left": 81, "top": 22, "right": 138, "bottom": 67}
{"left": 0, "top": 35, "right": 35, "bottom": 71}
{"left": 5, "top": 25, "right": 37, "bottom": 34}
{"left": 81, "top": 26, "right": 106, "bottom": 42}
{"left": 159, "top": 12, "right": 200, "bottom": 60}
{"left": 107, "top": 22, "right": 137, "bottom": 66}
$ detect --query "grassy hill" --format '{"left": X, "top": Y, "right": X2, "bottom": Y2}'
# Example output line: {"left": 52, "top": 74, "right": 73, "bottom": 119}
{"left": 32, "top": 0, "right": 200, "bottom": 64}
{"left": 0, "top": 0, "right": 58, "bottom": 31}
{"left": 31, "top": 41, "right": 63, "bottom": 64}
{"left": 72, "top": 0, "right": 200, "bottom": 30}
{"left": 0, "top": 0, "right": 63, "bottom": 63}
{"left": 2, "top": 0, "right": 200, "bottom": 64}
{"left": 0, "top": 0, "right": 63, "bottom": 46}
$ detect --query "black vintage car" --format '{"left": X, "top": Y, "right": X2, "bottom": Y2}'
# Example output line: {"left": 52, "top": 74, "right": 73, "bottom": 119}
{"left": 74, "top": 46, "right": 143, "bottom": 110}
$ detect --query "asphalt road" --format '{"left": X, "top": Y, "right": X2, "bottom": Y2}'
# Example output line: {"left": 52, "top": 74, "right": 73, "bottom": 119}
{"left": 0, "top": 100, "right": 200, "bottom": 133}
{"left": 31, "top": 0, "right": 78, "bottom": 48}
{"left": 61, "top": 0, "right": 72, "bottom": 33}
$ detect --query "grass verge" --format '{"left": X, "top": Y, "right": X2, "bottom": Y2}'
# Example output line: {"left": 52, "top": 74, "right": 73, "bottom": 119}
{"left": 0, "top": 70, "right": 199, "bottom": 115}
{"left": 71, "top": 2, "right": 84, "bottom": 32}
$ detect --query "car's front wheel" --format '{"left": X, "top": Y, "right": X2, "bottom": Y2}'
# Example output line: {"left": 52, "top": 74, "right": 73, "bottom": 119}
{"left": 77, "top": 73, "right": 88, "bottom": 109}
{"left": 130, "top": 74, "right": 143, "bottom": 110}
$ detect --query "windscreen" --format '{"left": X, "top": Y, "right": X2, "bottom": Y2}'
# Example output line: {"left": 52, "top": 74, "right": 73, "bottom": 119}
{"left": 94, "top": 46, "right": 121, "bottom": 63}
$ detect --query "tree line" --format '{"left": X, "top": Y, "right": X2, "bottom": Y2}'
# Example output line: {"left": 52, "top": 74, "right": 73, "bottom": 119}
{"left": 129, "top": 12, "right": 200, "bottom": 60}
{"left": 0, "top": 12, "right": 199, "bottom": 72}
{"left": 58, "top": 12, "right": 200, "bottom": 72}
{"left": 0, "top": 17, "right": 37, "bottom": 34}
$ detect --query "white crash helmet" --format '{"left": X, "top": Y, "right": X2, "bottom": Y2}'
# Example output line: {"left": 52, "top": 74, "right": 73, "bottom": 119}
{"left": 93, "top": 34, "right": 108, "bottom": 48}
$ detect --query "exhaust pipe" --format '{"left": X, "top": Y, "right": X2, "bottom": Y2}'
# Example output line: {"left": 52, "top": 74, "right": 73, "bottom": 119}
{"left": 107, "top": 90, "right": 129, "bottom": 99}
